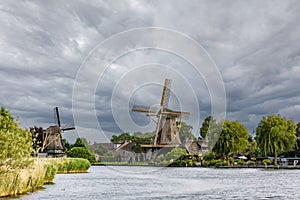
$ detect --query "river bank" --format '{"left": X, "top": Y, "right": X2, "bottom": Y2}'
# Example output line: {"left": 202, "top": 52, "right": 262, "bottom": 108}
{"left": 0, "top": 158, "right": 90, "bottom": 198}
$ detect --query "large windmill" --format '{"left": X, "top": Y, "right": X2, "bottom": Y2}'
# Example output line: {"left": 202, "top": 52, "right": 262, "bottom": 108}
{"left": 32, "top": 107, "right": 75, "bottom": 157}
{"left": 132, "top": 79, "right": 190, "bottom": 148}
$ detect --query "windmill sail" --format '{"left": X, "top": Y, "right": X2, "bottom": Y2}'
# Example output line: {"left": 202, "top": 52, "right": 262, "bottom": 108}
{"left": 131, "top": 79, "right": 190, "bottom": 147}
{"left": 160, "top": 79, "right": 172, "bottom": 110}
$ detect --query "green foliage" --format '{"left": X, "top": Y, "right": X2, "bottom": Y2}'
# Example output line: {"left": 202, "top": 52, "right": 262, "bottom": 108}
{"left": 62, "top": 138, "right": 71, "bottom": 151}
{"left": 213, "top": 120, "right": 249, "bottom": 158}
{"left": 262, "top": 159, "right": 271, "bottom": 166}
{"left": 294, "top": 122, "right": 300, "bottom": 156}
{"left": 200, "top": 116, "right": 215, "bottom": 139}
{"left": 247, "top": 160, "right": 255, "bottom": 166}
{"left": 237, "top": 159, "right": 245, "bottom": 165}
{"left": 179, "top": 122, "right": 195, "bottom": 142}
{"left": 0, "top": 107, "right": 33, "bottom": 174}
{"left": 93, "top": 144, "right": 114, "bottom": 156}
{"left": 256, "top": 115, "right": 297, "bottom": 165}
{"left": 132, "top": 131, "right": 154, "bottom": 144}
{"left": 165, "top": 147, "right": 187, "bottom": 161}
{"left": 44, "top": 164, "right": 57, "bottom": 183}
{"left": 203, "top": 151, "right": 216, "bottom": 161}
{"left": 67, "top": 147, "right": 95, "bottom": 163}
{"left": 56, "top": 158, "right": 91, "bottom": 173}
{"left": 203, "top": 118, "right": 223, "bottom": 150}
{"left": 228, "top": 157, "right": 235, "bottom": 166}
{"left": 111, "top": 132, "right": 133, "bottom": 144}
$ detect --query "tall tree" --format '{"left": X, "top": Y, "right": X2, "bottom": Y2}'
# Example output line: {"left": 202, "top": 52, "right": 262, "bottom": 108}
{"left": 256, "top": 115, "right": 297, "bottom": 166}
{"left": 200, "top": 116, "right": 214, "bottom": 139}
{"left": 179, "top": 122, "right": 195, "bottom": 142}
{"left": 213, "top": 120, "right": 249, "bottom": 162}
{"left": 295, "top": 122, "right": 300, "bottom": 156}
{"left": 0, "top": 107, "right": 33, "bottom": 173}
{"left": 111, "top": 132, "right": 133, "bottom": 144}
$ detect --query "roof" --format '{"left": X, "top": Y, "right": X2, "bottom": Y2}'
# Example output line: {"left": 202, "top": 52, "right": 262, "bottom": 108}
{"left": 185, "top": 140, "right": 209, "bottom": 155}
{"left": 116, "top": 141, "right": 136, "bottom": 152}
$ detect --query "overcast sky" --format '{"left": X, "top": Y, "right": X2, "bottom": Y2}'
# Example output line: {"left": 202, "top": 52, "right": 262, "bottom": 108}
{"left": 1, "top": 0, "right": 300, "bottom": 142}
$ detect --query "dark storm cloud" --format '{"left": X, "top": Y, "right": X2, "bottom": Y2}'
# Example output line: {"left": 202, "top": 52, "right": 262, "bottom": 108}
{"left": 1, "top": 0, "right": 300, "bottom": 142}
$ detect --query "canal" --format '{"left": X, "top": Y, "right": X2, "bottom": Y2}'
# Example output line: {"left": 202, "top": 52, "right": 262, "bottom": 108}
{"left": 11, "top": 166, "right": 300, "bottom": 199}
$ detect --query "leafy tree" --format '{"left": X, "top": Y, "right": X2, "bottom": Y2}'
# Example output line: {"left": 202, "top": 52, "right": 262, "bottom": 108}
{"left": 200, "top": 116, "right": 215, "bottom": 139}
{"left": 132, "top": 131, "right": 154, "bottom": 144}
{"left": 294, "top": 122, "right": 300, "bottom": 156}
{"left": 93, "top": 143, "right": 113, "bottom": 156}
{"left": 111, "top": 132, "right": 133, "bottom": 144}
{"left": 0, "top": 107, "right": 33, "bottom": 173}
{"left": 62, "top": 138, "right": 71, "bottom": 151}
{"left": 73, "top": 137, "right": 87, "bottom": 148}
{"left": 256, "top": 115, "right": 297, "bottom": 166}
{"left": 213, "top": 120, "right": 249, "bottom": 163}
{"left": 179, "top": 122, "right": 195, "bottom": 142}
{"left": 67, "top": 147, "right": 95, "bottom": 163}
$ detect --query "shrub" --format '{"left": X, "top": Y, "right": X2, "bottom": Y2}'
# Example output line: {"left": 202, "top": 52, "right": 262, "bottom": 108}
{"left": 237, "top": 159, "right": 245, "bottom": 165}
{"left": 208, "top": 159, "right": 217, "bottom": 166}
{"left": 262, "top": 159, "right": 271, "bottom": 166}
{"left": 247, "top": 160, "right": 255, "bottom": 166}
{"left": 203, "top": 152, "right": 216, "bottom": 161}
{"left": 67, "top": 147, "right": 95, "bottom": 163}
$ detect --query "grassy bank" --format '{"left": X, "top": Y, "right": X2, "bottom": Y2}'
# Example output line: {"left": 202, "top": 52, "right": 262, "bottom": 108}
{"left": 0, "top": 158, "right": 91, "bottom": 198}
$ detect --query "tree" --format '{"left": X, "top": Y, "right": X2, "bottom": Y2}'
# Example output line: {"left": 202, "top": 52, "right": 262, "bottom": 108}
{"left": 0, "top": 107, "right": 33, "bottom": 173}
{"left": 213, "top": 120, "right": 249, "bottom": 163}
{"left": 179, "top": 122, "right": 195, "bottom": 142}
{"left": 110, "top": 132, "right": 133, "bottom": 144}
{"left": 256, "top": 115, "right": 297, "bottom": 166}
{"left": 67, "top": 147, "right": 95, "bottom": 163}
{"left": 200, "top": 116, "right": 215, "bottom": 139}
{"left": 201, "top": 117, "right": 222, "bottom": 150}
{"left": 294, "top": 122, "right": 300, "bottom": 156}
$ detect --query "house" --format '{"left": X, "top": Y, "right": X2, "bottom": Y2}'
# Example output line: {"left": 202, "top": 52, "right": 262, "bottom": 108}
{"left": 184, "top": 139, "right": 209, "bottom": 156}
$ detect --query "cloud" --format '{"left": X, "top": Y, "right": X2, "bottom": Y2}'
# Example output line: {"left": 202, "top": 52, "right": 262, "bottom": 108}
{"left": 0, "top": 0, "right": 300, "bottom": 142}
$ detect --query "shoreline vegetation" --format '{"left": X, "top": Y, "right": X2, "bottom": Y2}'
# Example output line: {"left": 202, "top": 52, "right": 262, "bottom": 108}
{"left": 93, "top": 162, "right": 300, "bottom": 169}
{"left": 0, "top": 158, "right": 91, "bottom": 198}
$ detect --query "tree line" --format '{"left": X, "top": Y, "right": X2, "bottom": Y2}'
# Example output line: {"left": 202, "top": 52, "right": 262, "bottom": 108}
{"left": 200, "top": 115, "right": 299, "bottom": 166}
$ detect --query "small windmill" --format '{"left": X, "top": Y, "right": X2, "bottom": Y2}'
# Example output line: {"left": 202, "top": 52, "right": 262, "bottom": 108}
{"left": 132, "top": 79, "right": 190, "bottom": 148}
{"left": 33, "top": 107, "right": 75, "bottom": 157}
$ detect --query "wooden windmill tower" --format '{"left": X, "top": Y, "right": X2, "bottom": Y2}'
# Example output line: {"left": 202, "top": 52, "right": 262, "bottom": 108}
{"left": 132, "top": 79, "right": 190, "bottom": 148}
{"left": 32, "top": 107, "right": 75, "bottom": 157}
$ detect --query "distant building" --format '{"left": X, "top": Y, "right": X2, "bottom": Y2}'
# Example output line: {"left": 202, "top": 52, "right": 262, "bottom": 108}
{"left": 184, "top": 139, "right": 209, "bottom": 155}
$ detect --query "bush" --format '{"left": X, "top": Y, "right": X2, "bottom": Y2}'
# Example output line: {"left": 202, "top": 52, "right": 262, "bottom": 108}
{"left": 228, "top": 157, "right": 235, "bottom": 166}
{"left": 208, "top": 159, "right": 217, "bottom": 166}
{"left": 262, "top": 159, "right": 271, "bottom": 166}
{"left": 247, "top": 160, "right": 255, "bottom": 166}
{"left": 203, "top": 152, "right": 216, "bottom": 161}
{"left": 67, "top": 147, "right": 95, "bottom": 163}
{"left": 237, "top": 159, "right": 245, "bottom": 165}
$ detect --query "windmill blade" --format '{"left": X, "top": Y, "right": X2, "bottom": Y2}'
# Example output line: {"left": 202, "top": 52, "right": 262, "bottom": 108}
{"left": 61, "top": 125, "right": 75, "bottom": 131}
{"left": 132, "top": 105, "right": 157, "bottom": 113}
{"left": 160, "top": 79, "right": 172, "bottom": 110}
{"left": 164, "top": 108, "right": 190, "bottom": 116}
{"left": 54, "top": 107, "right": 61, "bottom": 127}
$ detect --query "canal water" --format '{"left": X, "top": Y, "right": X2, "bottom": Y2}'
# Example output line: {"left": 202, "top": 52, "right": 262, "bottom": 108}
{"left": 12, "top": 166, "right": 300, "bottom": 199}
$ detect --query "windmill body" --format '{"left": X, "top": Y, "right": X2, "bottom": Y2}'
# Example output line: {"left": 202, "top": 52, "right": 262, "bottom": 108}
{"left": 132, "top": 79, "right": 189, "bottom": 148}
{"left": 31, "top": 107, "right": 75, "bottom": 157}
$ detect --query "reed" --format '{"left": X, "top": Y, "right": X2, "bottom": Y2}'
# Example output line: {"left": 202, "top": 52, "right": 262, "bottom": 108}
{"left": 0, "top": 157, "right": 91, "bottom": 197}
